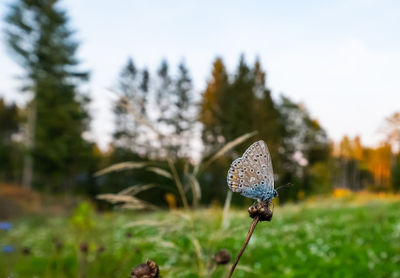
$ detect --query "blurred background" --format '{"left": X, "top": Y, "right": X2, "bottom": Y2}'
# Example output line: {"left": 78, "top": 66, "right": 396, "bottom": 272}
{"left": 0, "top": 0, "right": 400, "bottom": 277}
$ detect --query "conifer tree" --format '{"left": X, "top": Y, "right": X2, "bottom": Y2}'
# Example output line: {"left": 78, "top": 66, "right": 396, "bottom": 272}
{"left": 250, "top": 59, "right": 284, "bottom": 172}
{"left": 0, "top": 99, "right": 21, "bottom": 183}
{"left": 199, "top": 57, "right": 229, "bottom": 153}
{"left": 155, "top": 60, "right": 173, "bottom": 156}
{"left": 5, "top": 0, "right": 92, "bottom": 191}
{"left": 171, "top": 61, "right": 194, "bottom": 158}
{"left": 113, "top": 58, "right": 150, "bottom": 156}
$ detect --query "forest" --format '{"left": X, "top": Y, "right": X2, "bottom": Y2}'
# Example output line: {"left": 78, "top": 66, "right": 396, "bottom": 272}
{"left": 1, "top": 0, "right": 400, "bottom": 212}
{"left": 1, "top": 1, "right": 400, "bottom": 278}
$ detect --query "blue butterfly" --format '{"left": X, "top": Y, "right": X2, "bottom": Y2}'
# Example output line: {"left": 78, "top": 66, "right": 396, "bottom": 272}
{"left": 227, "top": 140, "right": 278, "bottom": 203}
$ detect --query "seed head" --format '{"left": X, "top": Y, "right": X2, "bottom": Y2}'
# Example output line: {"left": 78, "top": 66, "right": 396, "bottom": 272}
{"left": 97, "top": 245, "right": 105, "bottom": 254}
{"left": 130, "top": 259, "right": 159, "bottom": 278}
{"left": 80, "top": 242, "right": 89, "bottom": 254}
{"left": 214, "top": 249, "right": 231, "bottom": 265}
{"left": 21, "top": 247, "right": 31, "bottom": 256}
{"left": 248, "top": 201, "right": 273, "bottom": 221}
{"left": 52, "top": 237, "right": 64, "bottom": 251}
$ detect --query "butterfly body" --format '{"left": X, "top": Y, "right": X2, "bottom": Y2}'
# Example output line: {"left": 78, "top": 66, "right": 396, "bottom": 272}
{"left": 227, "top": 140, "right": 277, "bottom": 203}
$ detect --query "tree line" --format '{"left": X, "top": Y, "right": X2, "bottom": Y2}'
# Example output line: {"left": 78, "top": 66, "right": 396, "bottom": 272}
{"left": 1, "top": 0, "right": 399, "bottom": 206}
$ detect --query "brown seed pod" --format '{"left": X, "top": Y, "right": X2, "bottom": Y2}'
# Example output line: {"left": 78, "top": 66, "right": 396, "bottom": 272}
{"left": 21, "top": 247, "right": 31, "bottom": 256}
{"left": 80, "top": 242, "right": 89, "bottom": 254}
{"left": 97, "top": 245, "right": 105, "bottom": 254}
{"left": 126, "top": 232, "right": 133, "bottom": 238}
{"left": 214, "top": 249, "right": 231, "bottom": 265}
{"left": 52, "top": 238, "right": 64, "bottom": 251}
{"left": 248, "top": 201, "right": 273, "bottom": 222}
{"left": 130, "top": 259, "right": 159, "bottom": 278}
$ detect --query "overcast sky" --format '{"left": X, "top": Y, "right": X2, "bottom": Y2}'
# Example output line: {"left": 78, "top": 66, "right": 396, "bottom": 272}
{"left": 1, "top": 0, "right": 399, "bottom": 149}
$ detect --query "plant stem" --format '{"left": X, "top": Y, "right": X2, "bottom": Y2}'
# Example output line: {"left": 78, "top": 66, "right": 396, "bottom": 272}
{"left": 227, "top": 215, "right": 260, "bottom": 278}
{"left": 167, "top": 158, "right": 189, "bottom": 210}
{"left": 221, "top": 191, "right": 232, "bottom": 229}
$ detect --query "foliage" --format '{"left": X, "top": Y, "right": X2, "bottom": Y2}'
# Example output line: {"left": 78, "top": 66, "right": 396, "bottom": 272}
{"left": 2, "top": 0, "right": 400, "bottom": 201}
{"left": 96, "top": 131, "right": 258, "bottom": 210}
{"left": 4, "top": 0, "right": 97, "bottom": 192}
{"left": 1, "top": 199, "right": 400, "bottom": 277}
{"left": 199, "top": 57, "right": 229, "bottom": 153}
{"left": 0, "top": 98, "right": 22, "bottom": 183}
{"left": 113, "top": 58, "right": 149, "bottom": 156}
{"left": 278, "top": 95, "right": 330, "bottom": 201}
{"left": 69, "top": 201, "right": 94, "bottom": 232}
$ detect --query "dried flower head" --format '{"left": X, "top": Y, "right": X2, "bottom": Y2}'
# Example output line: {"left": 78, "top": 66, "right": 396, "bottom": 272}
{"left": 80, "top": 242, "right": 89, "bottom": 254}
{"left": 214, "top": 249, "right": 231, "bottom": 265}
{"left": 52, "top": 237, "right": 64, "bottom": 251}
{"left": 97, "top": 245, "right": 105, "bottom": 254}
{"left": 130, "top": 259, "right": 159, "bottom": 278}
{"left": 21, "top": 246, "right": 31, "bottom": 256}
{"left": 248, "top": 201, "right": 273, "bottom": 221}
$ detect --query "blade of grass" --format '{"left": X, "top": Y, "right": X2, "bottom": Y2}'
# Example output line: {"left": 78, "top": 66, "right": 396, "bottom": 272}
{"left": 221, "top": 191, "right": 232, "bottom": 229}
{"left": 187, "top": 174, "right": 202, "bottom": 208}
{"left": 94, "top": 162, "right": 151, "bottom": 176}
{"left": 118, "top": 184, "right": 156, "bottom": 196}
{"left": 196, "top": 131, "right": 258, "bottom": 175}
{"left": 146, "top": 167, "right": 173, "bottom": 180}
{"left": 191, "top": 236, "right": 205, "bottom": 278}
{"left": 167, "top": 158, "right": 189, "bottom": 210}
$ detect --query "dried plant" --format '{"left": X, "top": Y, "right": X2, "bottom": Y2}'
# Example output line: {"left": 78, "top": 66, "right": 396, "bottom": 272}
{"left": 227, "top": 201, "right": 273, "bottom": 278}
{"left": 96, "top": 92, "right": 258, "bottom": 211}
{"left": 130, "top": 259, "right": 159, "bottom": 278}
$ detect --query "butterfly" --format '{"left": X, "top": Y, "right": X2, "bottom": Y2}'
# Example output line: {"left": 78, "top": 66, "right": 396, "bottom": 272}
{"left": 227, "top": 140, "right": 278, "bottom": 203}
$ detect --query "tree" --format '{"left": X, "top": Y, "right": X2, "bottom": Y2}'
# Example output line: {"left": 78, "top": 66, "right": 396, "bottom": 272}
{"left": 113, "top": 58, "right": 151, "bottom": 157}
{"left": 171, "top": 61, "right": 194, "bottom": 159}
{"left": 113, "top": 58, "right": 139, "bottom": 152}
{"left": 198, "top": 55, "right": 286, "bottom": 203}
{"left": 380, "top": 112, "right": 400, "bottom": 154}
{"left": 251, "top": 59, "right": 283, "bottom": 168}
{"left": 278, "top": 95, "right": 330, "bottom": 198}
{"left": 220, "top": 55, "right": 256, "bottom": 149}
{"left": 155, "top": 59, "right": 174, "bottom": 157}
{"left": 0, "top": 98, "right": 22, "bottom": 183}
{"left": 5, "top": 0, "right": 93, "bottom": 192}
{"left": 199, "top": 57, "right": 229, "bottom": 153}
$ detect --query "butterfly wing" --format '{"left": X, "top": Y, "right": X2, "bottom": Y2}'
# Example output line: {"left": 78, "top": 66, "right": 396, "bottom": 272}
{"left": 227, "top": 140, "right": 274, "bottom": 201}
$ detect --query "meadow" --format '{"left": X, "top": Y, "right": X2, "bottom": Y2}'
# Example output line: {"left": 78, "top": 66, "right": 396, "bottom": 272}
{"left": 1, "top": 195, "right": 400, "bottom": 278}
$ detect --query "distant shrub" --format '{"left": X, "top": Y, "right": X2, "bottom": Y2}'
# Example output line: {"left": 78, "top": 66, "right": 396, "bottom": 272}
{"left": 0, "top": 184, "right": 41, "bottom": 219}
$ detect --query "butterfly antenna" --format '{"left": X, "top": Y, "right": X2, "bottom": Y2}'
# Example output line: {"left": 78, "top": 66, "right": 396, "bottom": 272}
{"left": 276, "top": 182, "right": 294, "bottom": 192}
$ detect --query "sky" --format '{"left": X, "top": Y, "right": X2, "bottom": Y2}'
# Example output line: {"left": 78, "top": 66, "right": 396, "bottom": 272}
{"left": 1, "top": 0, "right": 400, "bottom": 150}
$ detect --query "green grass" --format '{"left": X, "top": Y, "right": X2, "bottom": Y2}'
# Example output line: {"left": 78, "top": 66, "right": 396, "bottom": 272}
{"left": 1, "top": 199, "right": 400, "bottom": 278}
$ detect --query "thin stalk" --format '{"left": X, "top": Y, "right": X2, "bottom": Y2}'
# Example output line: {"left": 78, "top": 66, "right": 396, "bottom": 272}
{"left": 227, "top": 215, "right": 260, "bottom": 278}
{"left": 167, "top": 158, "right": 189, "bottom": 210}
{"left": 221, "top": 191, "right": 232, "bottom": 229}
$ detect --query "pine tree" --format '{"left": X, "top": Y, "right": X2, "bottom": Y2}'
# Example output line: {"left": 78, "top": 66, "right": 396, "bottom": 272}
{"left": 113, "top": 58, "right": 150, "bottom": 156}
{"left": 251, "top": 58, "right": 283, "bottom": 164}
{"left": 5, "top": 0, "right": 92, "bottom": 192}
{"left": 155, "top": 59, "right": 173, "bottom": 157}
{"left": 220, "top": 55, "right": 255, "bottom": 150}
{"left": 113, "top": 58, "right": 138, "bottom": 151}
{"left": 278, "top": 95, "right": 330, "bottom": 197}
{"left": 199, "top": 57, "right": 229, "bottom": 153}
{"left": 171, "top": 61, "right": 194, "bottom": 159}
{"left": 0, "top": 98, "right": 22, "bottom": 183}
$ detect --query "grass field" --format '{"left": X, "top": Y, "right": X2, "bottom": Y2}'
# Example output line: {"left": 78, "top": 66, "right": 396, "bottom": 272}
{"left": 1, "top": 196, "right": 400, "bottom": 278}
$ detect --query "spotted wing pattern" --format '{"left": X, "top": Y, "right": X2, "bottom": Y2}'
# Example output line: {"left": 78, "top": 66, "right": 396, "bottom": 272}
{"left": 227, "top": 140, "right": 274, "bottom": 202}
